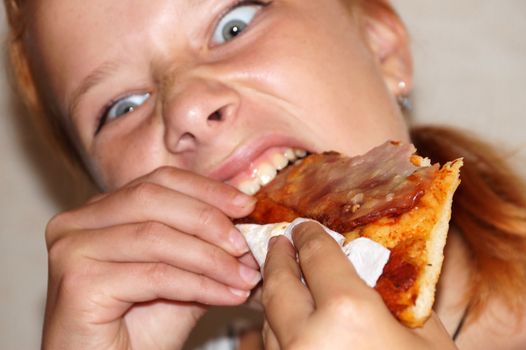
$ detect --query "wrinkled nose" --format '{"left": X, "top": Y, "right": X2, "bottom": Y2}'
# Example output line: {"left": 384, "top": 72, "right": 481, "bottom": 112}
{"left": 162, "top": 77, "right": 240, "bottom": 153}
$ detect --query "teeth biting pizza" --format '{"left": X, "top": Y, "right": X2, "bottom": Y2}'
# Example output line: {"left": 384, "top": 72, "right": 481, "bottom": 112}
{"left": 235, "top": 141, "right": 462, "bottom": 328}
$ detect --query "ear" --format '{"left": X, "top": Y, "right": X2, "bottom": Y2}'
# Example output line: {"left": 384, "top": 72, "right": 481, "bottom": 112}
{"left": 363, "top": 14, "right": 413, "bottom": 98}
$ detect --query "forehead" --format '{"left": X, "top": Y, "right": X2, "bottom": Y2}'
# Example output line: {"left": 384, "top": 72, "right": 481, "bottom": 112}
{"left": 26, "top": 0, "right": 354, "bottom": 55}
{"left": 25, "top": 0, "right": 357, "bottom": 108}
{"left": 26, "top": 0, "right": 189, "bottom": 106}
{"left": 27, "top": 0, "right": 181, "bottom": 54}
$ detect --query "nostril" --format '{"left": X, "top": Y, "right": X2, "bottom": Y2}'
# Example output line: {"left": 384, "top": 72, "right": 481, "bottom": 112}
{"left": 172, "top": 132, "right": 196, "bottom": 153}
{"left": 208, "top": 109, "right": 223, "bottom": 122}
{"left": 180, "top": 132, "right": 195, "bottom": 141}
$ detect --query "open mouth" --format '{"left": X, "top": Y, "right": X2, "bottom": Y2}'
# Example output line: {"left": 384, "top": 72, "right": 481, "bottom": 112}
{"left": 228, "top": 147, "right": 310, "bottom": 195}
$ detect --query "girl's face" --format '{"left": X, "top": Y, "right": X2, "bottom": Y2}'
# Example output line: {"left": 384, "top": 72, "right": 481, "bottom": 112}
{"left": 27, "top": 0, "right": 411, "bottom": 191}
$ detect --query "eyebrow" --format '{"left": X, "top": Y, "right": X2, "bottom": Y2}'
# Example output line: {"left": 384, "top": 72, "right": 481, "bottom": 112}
{"left": 66, "top": 0, "right": 211, "bottom": 120}
{"left": 67, "top": 60, "right": 120, "bottom": 120}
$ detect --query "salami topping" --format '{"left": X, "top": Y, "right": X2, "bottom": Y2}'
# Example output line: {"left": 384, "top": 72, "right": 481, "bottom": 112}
{"left": 239, "top": 141, "right": 438, "bottom": 232}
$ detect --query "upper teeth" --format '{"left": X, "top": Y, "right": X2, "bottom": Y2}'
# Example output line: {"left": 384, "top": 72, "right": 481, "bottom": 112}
{"left": 238, "top": 148, "right": 308, "bottom": 195}
{"left": 284, "top": 149, "right": 296, "bottom": 161}
{"left": 257, "top": 163, "right": 278, "bottom": 186}
{"left": 272, "top": 153, "right": 289, "bottom": 171}
{"left": 294, "top": 149, "right": 307, "bottom": 158}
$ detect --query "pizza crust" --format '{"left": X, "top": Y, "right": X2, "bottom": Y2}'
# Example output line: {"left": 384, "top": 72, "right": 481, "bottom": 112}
{"left": 348, "top": 159, "right": 462, "bottom": 327}
{"left": 411, "top": 159, "right": 463, "bottom": 325}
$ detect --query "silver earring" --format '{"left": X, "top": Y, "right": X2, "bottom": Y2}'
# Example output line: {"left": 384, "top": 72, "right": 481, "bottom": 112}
{"left": 397, "top": 81, "right": 412, "bottom": 111}
{"left": 397, "top": 95, "right": 412, "bottom": 111}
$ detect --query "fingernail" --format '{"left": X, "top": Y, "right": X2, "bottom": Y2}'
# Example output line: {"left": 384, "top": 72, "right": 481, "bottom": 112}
{"left": 229, "top": 228, "right": 249, "bottom": 254}
{"left": 229, "top": 287, "right": 251, "bottom": 298}
{"left": 233, "top": 193, "right": 256, "bottom": 208}
{"left": 239, "top": 264, "right": 262, "bottom": 286}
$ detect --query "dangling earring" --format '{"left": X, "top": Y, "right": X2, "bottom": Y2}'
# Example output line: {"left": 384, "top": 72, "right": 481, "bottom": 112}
{"left": 397, "top": 81, "right": 412, "bottom": 111}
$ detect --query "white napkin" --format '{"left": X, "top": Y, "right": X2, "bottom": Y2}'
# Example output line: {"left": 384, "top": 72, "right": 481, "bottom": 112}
{"left": 236, "top": 218, "right": 390, "bottom": 288}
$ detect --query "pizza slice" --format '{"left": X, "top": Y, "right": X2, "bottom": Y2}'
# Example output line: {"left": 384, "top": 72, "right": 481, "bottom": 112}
{"left": 235, "top": 141, "right": 462, "bottom": 328}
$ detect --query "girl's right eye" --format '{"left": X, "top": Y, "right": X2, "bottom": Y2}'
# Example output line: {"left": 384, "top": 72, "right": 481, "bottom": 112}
{"left": 211, "top": 1, "right": 266, "bottom": 45}
{"left": 97, "top": 92, "right": 150, "bottom": 133}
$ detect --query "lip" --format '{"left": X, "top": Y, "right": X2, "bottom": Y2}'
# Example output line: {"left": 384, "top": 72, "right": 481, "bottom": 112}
{"left": 207, "top": 134, "right": 313, "bottom": 182}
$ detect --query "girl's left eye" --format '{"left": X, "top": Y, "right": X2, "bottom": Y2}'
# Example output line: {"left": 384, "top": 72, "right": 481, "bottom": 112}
{"left": 212, "top": 2, "right": 265, "bottom": 45}
{"left": 96, "top": 92, "right": 150, "bottom": 134}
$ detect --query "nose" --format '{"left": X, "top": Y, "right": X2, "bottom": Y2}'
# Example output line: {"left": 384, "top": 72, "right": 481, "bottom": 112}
{"left": 162, "top": 76, "right": 240, "bottom": 154}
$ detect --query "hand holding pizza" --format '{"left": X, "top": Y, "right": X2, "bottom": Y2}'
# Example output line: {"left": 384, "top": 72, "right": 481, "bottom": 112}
{"left": 261, "top": 222, "right": 457, "bottom": 350}
{"left": 42, "top": 167, "right": 261, "bottom": 350}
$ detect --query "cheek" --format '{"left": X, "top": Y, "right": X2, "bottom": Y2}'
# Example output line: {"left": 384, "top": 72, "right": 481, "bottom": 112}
{"left": 237, "top": 15, "right": 408, "bottom": 155}
{"left": 90, "top": 121, "right": 166, "bottom": 189}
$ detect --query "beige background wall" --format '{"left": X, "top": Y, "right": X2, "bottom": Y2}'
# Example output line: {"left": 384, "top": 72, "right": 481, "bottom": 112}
{"left": 1, "top": 1, "right": 525, "bottom": 348}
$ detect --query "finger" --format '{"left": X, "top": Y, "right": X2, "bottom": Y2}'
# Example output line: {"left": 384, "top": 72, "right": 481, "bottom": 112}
{"left": 414, "top": 313, "right": 456, "bottom": 346}
{"left": 129, "top": 167, "right": 256, "bottom": 217}
{"left": 262, "top": 236, "right": 312, "bottom": 344}
{"left": 89, "top": 168, "right": 256, "bottom": 217}
{"left": 78, "top": 261, "right": 251, "bottom": 323}
{"left": 239, "top": 251, "right": 259, "bottom": 270}
{"left": 292, "top": 222, "right": 372, "bottom": 306}
{"left": 53, "top": 182, "right": 249, "bottom": 256}
{"left": 77, "top": 223, "right": 261, "bottom": 290}
{"left": 262, "top": 321, "right": 281, "bottom": 350}
{"left": 86, "top": 192, "right": 106, "bottom": 204}
{"left": 245, "top": 285, "right": 263, "bottom": 311}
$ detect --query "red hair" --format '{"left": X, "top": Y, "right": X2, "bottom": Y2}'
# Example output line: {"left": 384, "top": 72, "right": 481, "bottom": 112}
{"left": 411, "top": 126, "right": 526, "bottom": 321}
{"left": 4, "top": 0, "right": 84, "bottom": 172}
{"left": 355, "top": 0, "right": 526, "bottom": 322}
{"left": 4, "top": 0, "right": 526, "bottom": 325}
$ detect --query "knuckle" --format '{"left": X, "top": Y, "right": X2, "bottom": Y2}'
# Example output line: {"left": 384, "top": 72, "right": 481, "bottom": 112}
{"left": 133, "top": 221, "right": 166, "bottom": 246}
{"left": 298, "top": 237, "right": 325, "bottom": 263}
{"left": 46, "top": 231, "right": 92, "bottom": 286}
{"left": 55, "top": 258, "right": 94, "bottom": 298}
{"left": 197, "top": 205, "right": 223, "bottom": 227}
{"left": 45, "top": 212, "right": 71, "bottom": 248}
{"left": 150, "top": 166, "right": 177, "bottom": 182}
{"left": 324, "top": 293, "right": 367, "bottom": 322}
{"left": 128, "top": 182, "right": 162, "bottom": 202}
{"left": 148, "top": 263, "right": 171, "bottom": 285}
{"left": 47, "top": 233, "right": 79, "bottom": 270}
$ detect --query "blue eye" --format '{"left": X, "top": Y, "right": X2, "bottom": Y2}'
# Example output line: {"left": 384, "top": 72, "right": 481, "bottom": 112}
{"left": 97, "top": 92, "right": 150, "bottom": 133}
{"left": 212, "top": 2, "right": 265, "bottom": 44}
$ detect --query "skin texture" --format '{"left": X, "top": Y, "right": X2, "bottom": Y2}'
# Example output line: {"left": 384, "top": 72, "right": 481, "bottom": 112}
{"left": 26, "top": 0, "right": 409, "bottom": 189}
{"left": 23, "top": 0, "right": 462, "bottom": 349}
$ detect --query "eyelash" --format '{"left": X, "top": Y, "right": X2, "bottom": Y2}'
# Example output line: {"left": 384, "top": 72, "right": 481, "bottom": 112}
{"left": 95, "top": 92, "right": 151, "bottom": 134}
{"left": 96, "top": 97, "right": 120, "bottom": 134}
{"left": 225, "top": 0, "right": 271, "bottom": 15}
{"left": 214, "top": 0, "right": 272, "bottom": 40}
{"left": 96, "top": 99, "right": 116, "bottom": 134}
{"left": 94, "top": 0, "right": 271, "bottom": 135}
